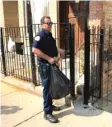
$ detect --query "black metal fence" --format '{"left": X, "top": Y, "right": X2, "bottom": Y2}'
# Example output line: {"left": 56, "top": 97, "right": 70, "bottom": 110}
{"left": 0, "top": 23, "right": 75, "bottom": 91}
{"left": 1, "top": 23, "right": 112, "bottom": 107}
{"left": 84, "top": 26, "right": 112, "bottom": 107}
{"left": 0, "top": 26, "right": 35, "bottom": 82}
{"left": 89, "top": 26, "right": 103, "bottom": 102}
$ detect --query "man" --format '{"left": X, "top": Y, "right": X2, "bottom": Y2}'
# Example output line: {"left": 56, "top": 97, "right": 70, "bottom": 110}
{"left": 32, "top": 16, "right": 65, "bottom": 123}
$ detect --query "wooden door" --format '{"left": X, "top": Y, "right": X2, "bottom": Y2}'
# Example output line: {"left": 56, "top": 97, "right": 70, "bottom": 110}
{"left": 59, "top": 1, "right": 85, "bottom": 53}
{"left": 58, "top": 1, "right": 69, "bottom": 50}
{"left": 68, "top": 1, "right": 85, "bottom": 53}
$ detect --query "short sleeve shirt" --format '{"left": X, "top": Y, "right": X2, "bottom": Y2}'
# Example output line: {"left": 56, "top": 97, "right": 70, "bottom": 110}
{"left": 32, "top": 29, "right": 58, "bottom": 62}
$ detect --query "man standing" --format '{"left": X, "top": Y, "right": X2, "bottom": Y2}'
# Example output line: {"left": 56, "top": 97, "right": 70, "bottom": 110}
{"left": 32, "top": 16, "right": 65, "bottom": 123}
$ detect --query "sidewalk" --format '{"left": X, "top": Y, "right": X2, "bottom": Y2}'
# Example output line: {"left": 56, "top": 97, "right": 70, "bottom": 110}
{"left": 1, "top": 82, "right": 112, "bottom": 127}
{"left": 0, "top": 74, "right": 66, "bottom": 106}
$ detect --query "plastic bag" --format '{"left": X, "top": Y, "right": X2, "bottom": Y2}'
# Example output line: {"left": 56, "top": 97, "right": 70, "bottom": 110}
{"left": 49, "top": 64, "right": 72, "bottom": 99}
{"left": 8, "top": 37, "right": 15, "bottom": 52}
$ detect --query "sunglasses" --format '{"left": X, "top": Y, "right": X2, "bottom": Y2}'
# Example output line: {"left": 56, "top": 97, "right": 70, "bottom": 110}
{"left": 43, "top": 22, "right": 53, "bottom": 26}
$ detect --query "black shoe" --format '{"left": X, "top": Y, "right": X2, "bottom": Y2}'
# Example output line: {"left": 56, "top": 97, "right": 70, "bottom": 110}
{"left": 52, "top": 105, "right": 60, "bottom": 111}
{"left": 44, "top": 113, "right": 58, "bottom": 123}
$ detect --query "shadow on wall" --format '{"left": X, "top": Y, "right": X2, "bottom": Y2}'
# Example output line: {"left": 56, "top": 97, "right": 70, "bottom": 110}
{"left": 1, "top": 105, "right": 23, "bottom": 115}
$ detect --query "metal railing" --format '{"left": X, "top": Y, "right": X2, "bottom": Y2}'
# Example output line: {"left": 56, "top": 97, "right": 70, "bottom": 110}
{"left": 84, "top": 25, "right": 112, "bottom": 107}
{"left": 0, "top": 23, "right": 75, "bottom": 88}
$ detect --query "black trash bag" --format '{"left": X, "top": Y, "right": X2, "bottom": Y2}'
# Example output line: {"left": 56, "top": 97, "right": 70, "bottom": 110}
{"left": 49, "top": 64, "right": 72, "bottom": 99}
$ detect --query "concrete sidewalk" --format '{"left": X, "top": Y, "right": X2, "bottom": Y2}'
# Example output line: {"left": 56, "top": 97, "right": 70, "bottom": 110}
{"left": 17, "top": 98, "right": 112, "bottom": 127}
{"left": 0, "top": 74, "right": 66, "bottom": 105}
{"left": 1, "top": 82, "right": 112, "bottom": 127}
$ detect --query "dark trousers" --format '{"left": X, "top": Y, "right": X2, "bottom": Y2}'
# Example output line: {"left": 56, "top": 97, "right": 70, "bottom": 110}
{"left": 38, "top": 62, "right": 53, "bottom": 114}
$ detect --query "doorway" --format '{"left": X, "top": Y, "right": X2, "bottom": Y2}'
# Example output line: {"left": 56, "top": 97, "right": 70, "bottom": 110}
{"left": 58, "top": 1, "right": 85, "bottom": 53}
{"left": 58, "top": 1, "right": 86, "bottom": 97}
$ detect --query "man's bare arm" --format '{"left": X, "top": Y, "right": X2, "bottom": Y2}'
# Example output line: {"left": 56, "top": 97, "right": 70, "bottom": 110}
{"left": 58, "top": 48, "right": 65, "bottom": 54}
{"left": 32, "top": 47, "right": 55, "bottom": 64}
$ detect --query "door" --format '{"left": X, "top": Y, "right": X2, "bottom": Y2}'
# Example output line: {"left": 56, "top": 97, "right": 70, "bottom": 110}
{"left": 58, "top": 1, "right": 69, "bottom": 50}
{"left": 59, "top": 1, "right": 85, "bottom": 53}
{"left": 58, "top": 1, "right": 86, "bottom": 97}
{"left": 68, "top": 1, "right": 85, "bottom": 53}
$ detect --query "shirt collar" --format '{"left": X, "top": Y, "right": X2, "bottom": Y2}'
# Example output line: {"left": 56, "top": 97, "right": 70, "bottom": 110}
{"left": 42, "top": 28, "right": 52, "bottom": 35}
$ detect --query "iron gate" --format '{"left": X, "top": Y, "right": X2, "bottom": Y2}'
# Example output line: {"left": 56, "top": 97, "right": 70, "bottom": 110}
{"left": 0, "top": 23, "right": 75, "bottom": 93}
{"left": 0, "top": 1, "right": 89, "bottom": 100}
{"left": 84, "top": 26, "right": 112, "bottom": 107}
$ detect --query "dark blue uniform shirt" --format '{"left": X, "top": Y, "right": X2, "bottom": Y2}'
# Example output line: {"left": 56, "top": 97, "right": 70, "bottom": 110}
{"left": 32, "top": 29, "right": 58, "bottom": 62}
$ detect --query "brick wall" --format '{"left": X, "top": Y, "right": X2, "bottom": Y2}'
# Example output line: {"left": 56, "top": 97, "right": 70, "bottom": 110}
{"left": 89, "top": 1, "right": 103, "bottom": 26}
{"left": 102, "top": 2, "right": 112, "bottom": 96}
{"left": 103, "top": 2, "right": 112, "bottom": 26}
{"left": 89, "top": 1, "right": 112, "bottom": 96}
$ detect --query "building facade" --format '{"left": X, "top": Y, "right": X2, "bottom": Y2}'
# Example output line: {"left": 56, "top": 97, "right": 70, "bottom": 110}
{"left": 1, "top": 0, "right": 112, "bottom": 97}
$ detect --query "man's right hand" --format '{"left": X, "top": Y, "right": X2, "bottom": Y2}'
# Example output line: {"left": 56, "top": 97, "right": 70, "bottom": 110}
{"left": 48, "top": 57, "right": 55, "bottom": 64}
{"left": 48, "top": 57, "right": 61, "bottom": 64}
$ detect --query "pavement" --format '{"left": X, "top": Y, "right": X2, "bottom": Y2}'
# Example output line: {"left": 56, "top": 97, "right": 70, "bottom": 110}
{"left": 0, "top": 75, "right": 66, "bottom": 106}
{"left": 1, "top": 80, "right": 112, "bottom": 127}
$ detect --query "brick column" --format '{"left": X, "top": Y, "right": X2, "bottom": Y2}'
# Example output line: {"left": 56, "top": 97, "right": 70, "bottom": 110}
{"left": 89, "top": 1, "right": 103, "bottom": 27}
{"left": 102, "top": 2, "right": 112, "bottom": 95}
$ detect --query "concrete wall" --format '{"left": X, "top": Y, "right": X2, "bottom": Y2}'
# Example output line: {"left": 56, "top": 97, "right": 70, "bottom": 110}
{"left": 18, "top": 0, "right": 25, "bottom": 27}
{"left": 47, "top": 0, "right": 57, "bottom": 38}
{"left": 31, "top": 0, "right": 48, "bottom": 24}
{"left": 30, "top": 0, "right": 58, "bottom": 40}
{"left": 31, "top": 0, "right": 57, "bottom": 24}
{"left": 47, "top": 0, "right": 57, "bottom": 23}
